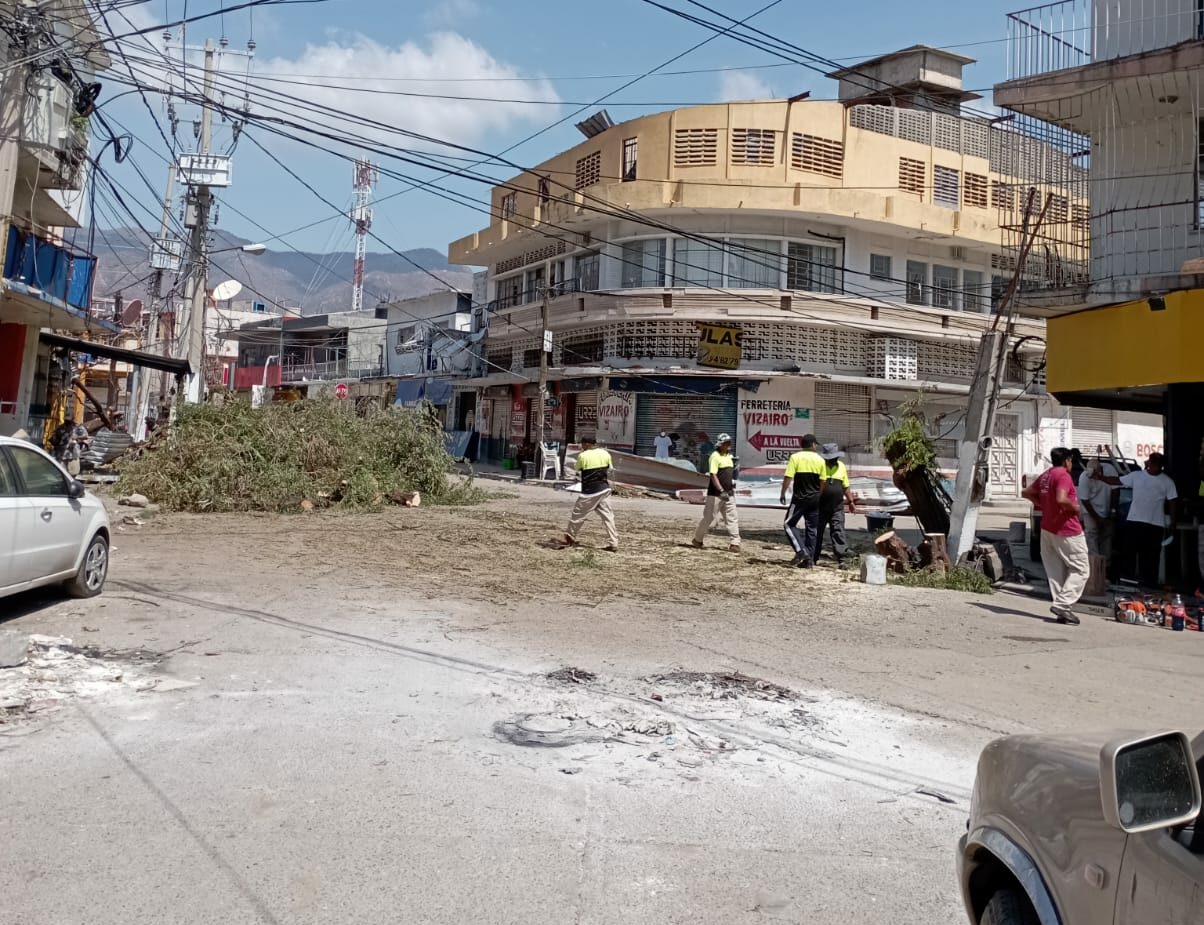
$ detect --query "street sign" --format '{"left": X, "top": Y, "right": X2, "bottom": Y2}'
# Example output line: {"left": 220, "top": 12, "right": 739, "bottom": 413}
{"left": 334, "top": 382, "right": 349, "bottom": 399}
{"left": 544, "top": 396, "right": 561, "bottom": 408}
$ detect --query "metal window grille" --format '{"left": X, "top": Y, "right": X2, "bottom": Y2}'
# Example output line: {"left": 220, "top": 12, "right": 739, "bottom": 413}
{"left": 786, "top": 243, "right": 839, "bottom": 293}
{"left": 731, "top": 128, "right": 777, "bottom": 165}
{"left": 899, "top": 157, "right": 926, "bottom": 197}
{"left": 905, "top": 260, "right": 928, "bottom": 305}
{"left": 575, "top": 151, "right": 601, "bottom": 189}
{"left": 674, "top": 128, "right": 718, "bottom": 167}
{"left": 931, "top": 265, "right": 959, "bottom": 309}
{"left": 870, "top": 254, "right": 892, "bottom": 281}
{"left": 964, "top": 173, "right": 989, "bottom": 209}
{"left": 622, "top": 137, "right": 638, "bottom": 182}
{"left": 962, "top": 269, "right": 985, "bottom": 312}
{"left": 500, "top": 192, "right": 516, "bottom": 219}
{"left": 791, "top": 133, "right": 844, "bottom": 178}
{"left": 933, "top": 165, "right": 960, "bottom": 209}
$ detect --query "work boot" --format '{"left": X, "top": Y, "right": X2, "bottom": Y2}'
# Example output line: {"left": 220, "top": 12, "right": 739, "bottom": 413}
{"left": 603, "top": 545, "right": 619, "bottom": 553}
{"left": 728, "top": 544, "right": 741, "bottom": 553}
{"left": 792, "top": 554, "right": 813, "bottom": 569}
{"left": 557, "top": 534, "right": 577, "bottom": 549}
{"left": 1051, "top": 605, "right": 1080, "bottom": 625}
{"left": 691, "top": 539, "right": 704, "bottom": 549}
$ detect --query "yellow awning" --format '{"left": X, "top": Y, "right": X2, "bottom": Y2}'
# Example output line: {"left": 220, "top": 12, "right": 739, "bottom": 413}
{"left": 1047, "top": 289, "right": 1204, "bottom": 393}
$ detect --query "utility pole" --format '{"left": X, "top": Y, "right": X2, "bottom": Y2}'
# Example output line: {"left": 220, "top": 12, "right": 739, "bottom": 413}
{"left": 534, "top": 286, "right": 551, "bottom": 470}
{"left": 131, "top": 162, "right": 178, "bottom": 439}
{"left": 177, "top": 38, "right": 216, "bottom": 405}
{"left": 948, "top": 190, "right": 1051, "bottom": 560}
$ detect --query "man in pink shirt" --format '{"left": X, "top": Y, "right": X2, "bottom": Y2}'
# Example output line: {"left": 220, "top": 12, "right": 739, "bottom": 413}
{"left": 1022, "top": 447, "right": 1089, "bottom": 625}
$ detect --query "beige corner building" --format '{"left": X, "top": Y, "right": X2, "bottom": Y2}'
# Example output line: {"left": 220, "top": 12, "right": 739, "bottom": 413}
{"left": 446, "top": 46, "right": 1136, "bottom": 491}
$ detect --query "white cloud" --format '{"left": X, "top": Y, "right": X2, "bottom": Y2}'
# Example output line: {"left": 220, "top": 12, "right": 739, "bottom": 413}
{"left": 423, "top": 0, "right": 482, "bottom": 28}
{"left": 716, "top": 70, "right": 773, "bottom": 102}
{"left": 254, "top": 32, "right": 560, "bottom": 151}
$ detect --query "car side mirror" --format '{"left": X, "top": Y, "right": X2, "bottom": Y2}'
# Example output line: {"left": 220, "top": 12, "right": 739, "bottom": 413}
{"left": 67, "top": 479, "right": 85, "bottom": 500}
{"left": 1101, "top": 731, "right": 1202, "bottom": 833}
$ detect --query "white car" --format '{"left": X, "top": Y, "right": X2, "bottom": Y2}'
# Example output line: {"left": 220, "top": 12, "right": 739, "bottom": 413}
{"left": 0, "top": 434, "right": 111, "bottom": 601}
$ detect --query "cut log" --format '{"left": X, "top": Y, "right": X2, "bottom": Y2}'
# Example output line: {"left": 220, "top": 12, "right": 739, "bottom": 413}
{"left": 874, "top": 530, "right": 912, "bottom": 574}
{"left": 918, "top": 533, "right": 952, "bottom": 575}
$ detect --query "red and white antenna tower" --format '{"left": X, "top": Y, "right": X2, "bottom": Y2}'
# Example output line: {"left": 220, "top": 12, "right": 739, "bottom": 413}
{"left": 350, "top": 158, "right": 377, "bottom": 313}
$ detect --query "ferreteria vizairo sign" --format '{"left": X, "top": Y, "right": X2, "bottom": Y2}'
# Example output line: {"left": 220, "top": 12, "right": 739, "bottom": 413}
{"left": 696, "top": 322, "right": 743, "bottom": 370}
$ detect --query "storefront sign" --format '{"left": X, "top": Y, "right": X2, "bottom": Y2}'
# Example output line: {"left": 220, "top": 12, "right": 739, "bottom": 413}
{"left": 576, "top": 401, "right": 597, "bottom": 426}
{"left": 1116, "top": 420, "right": 1164, "bottom": 459}
{"left": 697, "top": 322, "right": 743, "bottom": 370}
{"left": 509, "top": 399, "right": 526, "bottom": 439}
{"left": 597, "top": 390, "right": 636, "bottom": 449}
{"left": 737, "top": 380, "right": 814, "bottom": 468}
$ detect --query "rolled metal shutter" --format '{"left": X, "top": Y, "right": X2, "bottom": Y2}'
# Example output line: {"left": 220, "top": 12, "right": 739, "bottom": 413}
{"left": 633, "top": 392, "right": 737, "bottom": 462}
{"left": 1071, "top": 407, "right": 1114, "bottom": 453}
{"left": 813, "top": 382, "right": 873, "bottom": 454}
{"left": 573, "top": 390, "right": 598, "bottom": 440}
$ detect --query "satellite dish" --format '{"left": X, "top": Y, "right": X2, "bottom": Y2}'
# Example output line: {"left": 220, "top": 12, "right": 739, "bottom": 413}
{"left": 121, "top": 298, "right": 144, "bottom": 325}
{"left": 211, "top": 279, "right": 243, "bottom": 301}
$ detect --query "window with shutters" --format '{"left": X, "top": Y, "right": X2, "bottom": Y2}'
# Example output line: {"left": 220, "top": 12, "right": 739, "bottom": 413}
{"left": 906, "top": 260, "right": 928, "bottom": 305}
{"left": 899, "top": 157, "right": 926, "bottom": 197}
{"left": 787, "top": 243, "right": 839, "bottom": 293}
{"left": 674, "top": 128, "right": 718, "bottom": 167}
{"left": 575, "top": 151, "right": 601, "bottom": 189}
{"left": 933, "top": 165, "right": 960, "bottom": 209}
{"left": 991, "top": 181, "right": 1014, "bottom": 211}
{"left": 622, "top": 137, "right": 638, "bottom": 181}
{"left": 870, "top": 254, "right": 892, "bottom": 281}
{"left": 500, "top": 192, "right": 516, "bottom": 220}
{"left": 791, "top": 133, "right": 843, "bottom": 178}
{"left": 538, "top": 177, "right": 549, "bottom": 206}
{"left": 731, "top": 128, "right": 777, "bottom": 165}
{"left": 1048, "top": 194, "right": 1069, "bottom": 224}
{"left": 964, "top": 173, "right": 988, "bottom": 209}
{"left": 932, "top": 265, "right": 959, "bottom": 309}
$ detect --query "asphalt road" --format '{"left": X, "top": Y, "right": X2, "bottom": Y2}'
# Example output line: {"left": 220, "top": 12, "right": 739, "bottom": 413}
{"left": 3, "top": 485, "right": 1202, "bottom": 924}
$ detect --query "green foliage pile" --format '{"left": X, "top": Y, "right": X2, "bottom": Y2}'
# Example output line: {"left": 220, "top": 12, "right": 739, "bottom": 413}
{"left": 893, "top": 566, "right": 993, "bottom": 595}
{"left": 880, "top": 395, "right": 938, "bottom": 474}
{"left": 118, "top": 398, "right": 482, "bottom": 513}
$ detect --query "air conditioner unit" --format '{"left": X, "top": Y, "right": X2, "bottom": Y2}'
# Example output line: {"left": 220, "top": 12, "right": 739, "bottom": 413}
{"left": 950, "top": 246, "right": 966, "bottom": 262}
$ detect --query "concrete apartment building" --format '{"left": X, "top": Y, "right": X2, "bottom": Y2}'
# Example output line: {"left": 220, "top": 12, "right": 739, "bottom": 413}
{"left": 0, "top": 0, "right": 115, "bottom": 437}
{"left": 994, "top": 0, "right": 1199, "bottom": 485}
{"left": 447, "top": 46, "right": 1104, "bottom": 491}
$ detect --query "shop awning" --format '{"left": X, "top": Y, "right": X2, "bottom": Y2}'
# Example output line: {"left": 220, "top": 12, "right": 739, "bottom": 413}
{"left": 39, "top": 332, "right": 192, "bottom": 376}
{"left": 1047, "top": 290, "right": 1204, "bottom": 400}
{"left": 394, "top": 377, "right": 454, "bottom": 407}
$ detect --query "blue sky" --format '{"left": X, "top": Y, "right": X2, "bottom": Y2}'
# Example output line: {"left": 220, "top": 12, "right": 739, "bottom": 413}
{"left": 96, "top": 0, "right": 1022, "bottom": 261}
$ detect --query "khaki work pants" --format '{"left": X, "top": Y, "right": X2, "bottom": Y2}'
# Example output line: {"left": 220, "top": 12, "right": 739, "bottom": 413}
{"left": 1040, "top": 530, "right": 1090, "bottom": 607}
{"left": 567, "top": 490, "right": 619, "bottom": 548}
{"left": 693, "top": 494, "right": 740, "bottom": 546}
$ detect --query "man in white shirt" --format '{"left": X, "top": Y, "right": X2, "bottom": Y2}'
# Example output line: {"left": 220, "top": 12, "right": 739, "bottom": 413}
{"left": 1120, "top": 452, "right": 1178, "bottom": 588}
{"left": 653, "top": 430, "right": 673, "bottom": 460}
{"left": 1077, "top": 460, "right": 1114, "bottom": 559}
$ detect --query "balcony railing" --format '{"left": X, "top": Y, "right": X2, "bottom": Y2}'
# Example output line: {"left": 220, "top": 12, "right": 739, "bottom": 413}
{"left": 488, "top": 280, "right": 584, "bottom": 312}
{"left": 1008, "top": 0, "right": 1204, "bottom": 81}
{"left": 3, "top": 225, "right": 97, "bottom": 313}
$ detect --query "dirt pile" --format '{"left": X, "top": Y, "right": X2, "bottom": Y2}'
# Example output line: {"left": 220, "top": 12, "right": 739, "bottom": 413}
{"left": 118, "top": 398, "right": 481, "bottom": 513}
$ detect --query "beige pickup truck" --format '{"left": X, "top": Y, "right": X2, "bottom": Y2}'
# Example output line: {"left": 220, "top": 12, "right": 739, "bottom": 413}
{"left": 957, "top": 730, "right": 1203, "bottom": 924}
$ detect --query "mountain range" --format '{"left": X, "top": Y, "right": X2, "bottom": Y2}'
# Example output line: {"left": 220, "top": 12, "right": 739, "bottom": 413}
{"left": 85, "top": 227, "right": 477, "bottom": 314}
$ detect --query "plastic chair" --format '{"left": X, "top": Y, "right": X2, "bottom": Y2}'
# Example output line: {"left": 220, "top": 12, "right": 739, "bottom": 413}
{"left": 538, "top": 442, "right": 562, "bottom": 480}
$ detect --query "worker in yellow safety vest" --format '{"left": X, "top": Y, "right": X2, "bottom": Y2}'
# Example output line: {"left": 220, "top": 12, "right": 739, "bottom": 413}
{"left": 779, "top": 434, "right": 827, "bottom": 568}
{"left": 560, "top": 435, "right": 619, "bottom": 552}
{"left": 816, "top": 443, "right": 851, "bottom": 567}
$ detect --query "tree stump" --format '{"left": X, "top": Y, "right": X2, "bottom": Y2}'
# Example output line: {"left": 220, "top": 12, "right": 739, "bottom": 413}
{"left": 918, "top": 533, "right": 952, "bottom": 575}
{"left": 874, "top": 531, "right": 912, "bottom": 575}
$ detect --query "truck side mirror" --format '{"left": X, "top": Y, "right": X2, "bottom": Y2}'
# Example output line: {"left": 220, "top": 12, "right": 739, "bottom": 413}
{"left": 1101, "top": 731, "right": 1201, "bottom": 833}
